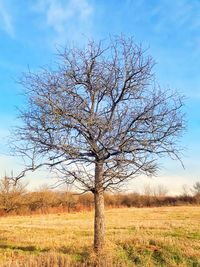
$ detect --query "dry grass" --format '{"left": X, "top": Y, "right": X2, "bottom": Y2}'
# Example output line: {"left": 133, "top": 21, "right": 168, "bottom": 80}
{"left": 0, "top": 206, "right": 199, "bottom": 266}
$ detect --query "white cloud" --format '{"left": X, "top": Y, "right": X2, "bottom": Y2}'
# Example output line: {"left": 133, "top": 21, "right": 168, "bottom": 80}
{"left": 0, "top": 1, "right": 14, "bottom": 37}
{"left": 34, "top": 0, "right": 93, "bottom": 45}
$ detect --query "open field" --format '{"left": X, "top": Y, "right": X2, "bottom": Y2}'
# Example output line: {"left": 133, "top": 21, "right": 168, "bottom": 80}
{"left": 0, "top": 206, "right": 199, "bottom": 266}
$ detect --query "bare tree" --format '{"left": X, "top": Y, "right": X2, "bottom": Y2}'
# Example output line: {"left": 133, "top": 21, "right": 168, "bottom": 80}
{"left": 12, "top": 36, "right": 185, "bottom": 252}
{"left": 192, "top": 182, "right": 200, "bottom": 195}
{"left": 0, "top": 176, "right": 26, "bottom": 213}
{"left": 153, "top": 184, "right": 168, "bottom": 197}
{"left": 143, "top": 184, "right": 153, "bottom": 196}
{"left": 182, "top": 184, "right": 191, "bottom": 197}
{"left": 143, "top": 184, "right": 168, "bottom": 197}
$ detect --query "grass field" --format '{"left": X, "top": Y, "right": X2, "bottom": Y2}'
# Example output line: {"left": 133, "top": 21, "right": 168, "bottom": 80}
{"left": 0, "top": 206, "right": 199, "bottom": 266}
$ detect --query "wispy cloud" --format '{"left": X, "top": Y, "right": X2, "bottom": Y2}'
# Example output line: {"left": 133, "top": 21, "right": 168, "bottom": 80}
{"left": 34, "top": 0, "right": 94, "bottom": 45}
{"left": 144, "top": 0, "right": 200, "bottom": 48}
{"left": 0, "top": 1, "right": 14, "bottom": 37}
{"left": 151, "top": 0, "right": 197, "bottom": 33}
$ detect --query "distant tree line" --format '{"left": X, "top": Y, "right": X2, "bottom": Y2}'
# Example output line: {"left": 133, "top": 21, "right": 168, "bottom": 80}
{"left": 0, "top": 176, "right": 199, "bottom": 216}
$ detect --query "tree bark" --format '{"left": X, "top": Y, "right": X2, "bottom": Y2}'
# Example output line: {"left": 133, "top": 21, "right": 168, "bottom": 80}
{"left": 94, "top": 161, "right": 105, "bottom": 253}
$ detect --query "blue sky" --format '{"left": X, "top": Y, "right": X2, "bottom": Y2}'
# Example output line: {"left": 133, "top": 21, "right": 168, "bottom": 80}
{"left": 0, "top": 0, "right": 200, "bottom": 193}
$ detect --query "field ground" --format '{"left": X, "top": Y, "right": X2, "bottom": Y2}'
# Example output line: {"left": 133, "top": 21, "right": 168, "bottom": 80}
{"left": 0, "top": 206, "right": 199, "bottom": 266}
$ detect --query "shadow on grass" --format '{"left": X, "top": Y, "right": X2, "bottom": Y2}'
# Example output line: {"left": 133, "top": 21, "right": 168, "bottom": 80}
{"left": 59, "top": 245, "right": 90, "bottom": 263}
{"left": 0, "top": 244, "right": 49, "bottom": 252}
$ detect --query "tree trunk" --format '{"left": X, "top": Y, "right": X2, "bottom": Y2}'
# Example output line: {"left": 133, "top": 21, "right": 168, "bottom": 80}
{"left": 94, "top": 161, "right": 105, "bottom": 253}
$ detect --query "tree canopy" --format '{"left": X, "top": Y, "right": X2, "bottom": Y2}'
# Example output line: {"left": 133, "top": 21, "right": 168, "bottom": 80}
{"left": 14, "top": 36, "right": 184, "bottom": 191}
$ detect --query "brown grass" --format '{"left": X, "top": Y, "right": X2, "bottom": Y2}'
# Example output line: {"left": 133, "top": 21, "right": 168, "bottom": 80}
{"left": 0, "top": 206, "right": 199, "bottom": 266}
